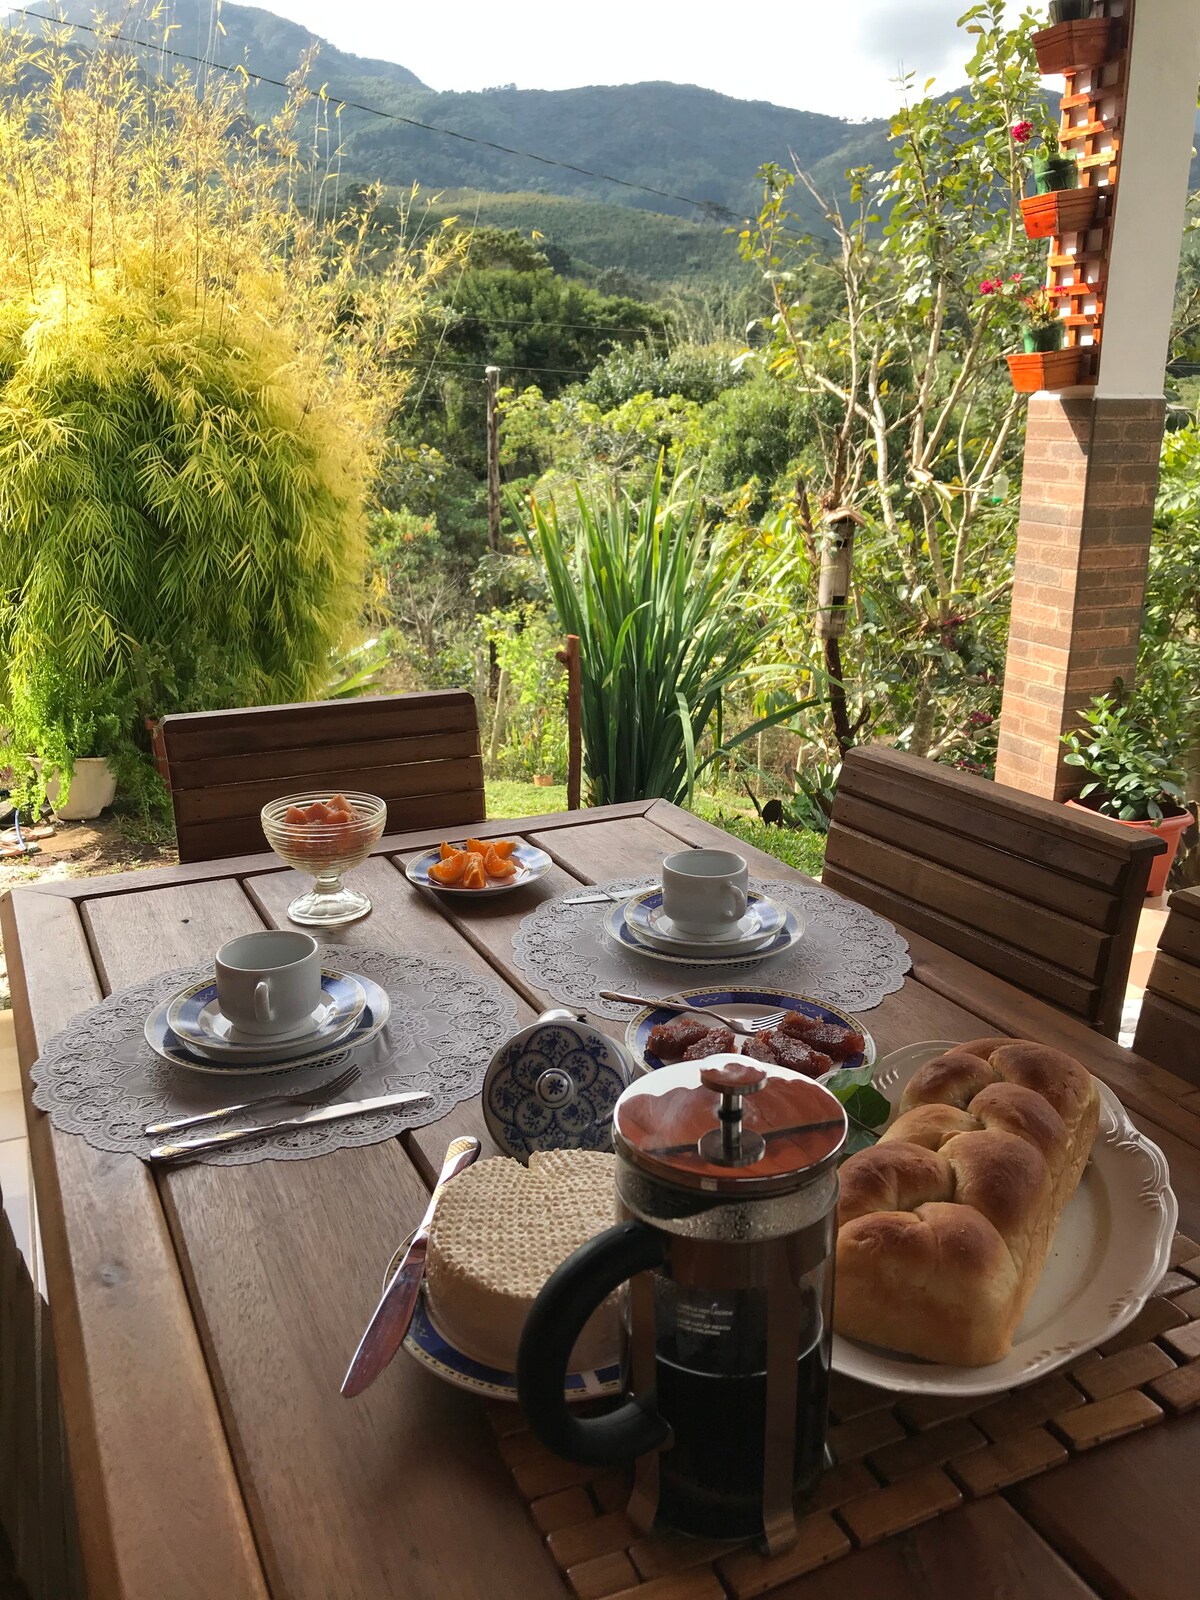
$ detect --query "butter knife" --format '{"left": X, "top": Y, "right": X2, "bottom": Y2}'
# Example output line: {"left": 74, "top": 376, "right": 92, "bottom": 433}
{"left": 148, "top": 1090, "right": 433, "bottom": 1162}
{"left": 340, "top": 1134, "right": 481, "bottom": 1397}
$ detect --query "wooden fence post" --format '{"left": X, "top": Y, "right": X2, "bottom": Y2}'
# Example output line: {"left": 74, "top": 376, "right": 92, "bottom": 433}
{"left": 555, "top": 635, "right": 582, "bottom": 810}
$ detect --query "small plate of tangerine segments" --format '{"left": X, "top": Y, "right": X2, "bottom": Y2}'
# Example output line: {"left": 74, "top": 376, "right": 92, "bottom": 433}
{"left": 405, "top": 836, "right": 553, "bottom": 896}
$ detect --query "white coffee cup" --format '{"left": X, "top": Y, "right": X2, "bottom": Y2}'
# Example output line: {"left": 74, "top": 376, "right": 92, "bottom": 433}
{"left": 215, "top": 930, "right": 322, "bottom": 1037}
{"left": 661, "top": 849, "right": 749, "bottom": 938}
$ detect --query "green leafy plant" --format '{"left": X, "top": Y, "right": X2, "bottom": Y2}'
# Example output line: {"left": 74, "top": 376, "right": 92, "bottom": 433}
{"left": 523, "top": 462, "right": 810, "bottom": 805}
{"left": 1062, "top": 693, "right": 1187, "bottom": 823}
{"left": 0, "top": 660, "right": 165, "bottom": 814}
{"left": 825, "top": 1065, "right": 891, "bottom": 1159}
{"left": 0, "top": 21, "right": 454, "bottom": 796}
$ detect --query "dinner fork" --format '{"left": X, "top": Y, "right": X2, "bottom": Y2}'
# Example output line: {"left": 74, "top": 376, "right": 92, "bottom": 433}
{"left": 143, "top": 1062, "right": 364, "bottom": 1136}
{"left": 598, "top": 991, "right": 787, "bottom": 1035}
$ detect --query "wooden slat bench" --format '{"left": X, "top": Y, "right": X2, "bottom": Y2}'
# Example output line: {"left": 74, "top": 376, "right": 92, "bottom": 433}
{"left": 158, "top": 689, "right": 485, "bottom": 862}
{"left": 822, "top": 746, "right": 1164, "bottom": 1038}
{"left": 1134, "top": 887, "right": 1200, "bottom": 1087}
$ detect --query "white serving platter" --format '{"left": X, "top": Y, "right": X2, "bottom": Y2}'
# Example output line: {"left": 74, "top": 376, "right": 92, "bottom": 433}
{"left": 831, "top": 1041, "right": 1178, "bottom": 1397}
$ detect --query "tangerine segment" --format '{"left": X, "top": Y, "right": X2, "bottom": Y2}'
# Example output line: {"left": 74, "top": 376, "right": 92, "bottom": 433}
{"left": 464, "top": 837, "right": 491, "bottom": 857}
{"left": 439, "top": 840, "right": 462, "bottom": 861}
{"left": 428, "top": 851, "right": 468, "bottom": 885}
{"left": 487, "top": 839, "right": 517, "bottom": 859}
{"left": 484, "top": 847, "right": 517, "bottom": 879}
{"left": 461, "top": 852, "right": 487, "bottom": 889}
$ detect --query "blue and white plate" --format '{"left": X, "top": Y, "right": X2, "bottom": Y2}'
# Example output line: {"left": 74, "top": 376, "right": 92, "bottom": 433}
{"left": 626, "top": 987, "right": 875, "bottom": 1074}
{"left": 401, "top": 1285, "right": 621, "bottom": 1403}
{"left": 405, "top": 840, "right": 553, "bottom": 897}
{"left": 165, "top": 971, "right": 366, "bottom": 1062}
{"left": 604, "top": 897, "right": 804, "bottom": 967}
{"left": 624, "top": 887, "right": 786, "bottom": 950}
{"left": 144, "top": 973, "right": 391, "bottom": 1076}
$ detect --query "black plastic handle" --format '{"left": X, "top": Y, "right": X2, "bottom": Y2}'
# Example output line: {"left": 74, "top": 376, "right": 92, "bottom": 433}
{"left": 517, "top": 1219, "right": 669, "bottom": 1468}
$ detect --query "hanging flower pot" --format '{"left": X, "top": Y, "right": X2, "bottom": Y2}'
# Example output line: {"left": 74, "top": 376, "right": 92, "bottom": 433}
{"left": 1006, "top": 347, "right": 1089, "bottom": 393}
{"left": 1033, "top": 18, "right": 1113, "bottom": 75}
{"left": 1020, "top": 186, "right": 1101, "bottom": 240}
{"left": 1023, "top": 321, "right": 1067, "bottom": 354}
{"left": 1033, "top": 153, "right": 1080, "bottom": 193}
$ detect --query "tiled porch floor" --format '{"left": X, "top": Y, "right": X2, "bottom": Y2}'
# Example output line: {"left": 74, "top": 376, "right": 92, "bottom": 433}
{"left": 0, "top": 895, "right": 1176, "bottom": 1295}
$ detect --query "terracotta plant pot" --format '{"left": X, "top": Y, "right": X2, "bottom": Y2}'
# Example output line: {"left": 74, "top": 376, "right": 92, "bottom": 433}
{"left": 1033, "top": 154, "right": 1080, "bottom": 194}
{"left": 1006, "top": 347, "right": 1090, "bottom": 393}
{"left": 1021, "top": 186, "right": 1101, "bottom": 240}
{"left": 1066, "top": 799, "right": 1195, "bottom": 897}
{"left": 532, "top": 775, "right": 556, "bottom": 788}
{"left": 1033, "top": 19, "right": 1114, "bottom": 75}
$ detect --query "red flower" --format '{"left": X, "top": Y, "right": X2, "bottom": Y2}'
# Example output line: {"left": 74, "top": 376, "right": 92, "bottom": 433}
{"left": 1011, "top": 120, "right": 1034, "bottom": 144}
{"left": 1010, "top": 271, "right": 1023, "bottom": 282}
{"left": 979, "top": 278, "right": 999, "bottom": 296}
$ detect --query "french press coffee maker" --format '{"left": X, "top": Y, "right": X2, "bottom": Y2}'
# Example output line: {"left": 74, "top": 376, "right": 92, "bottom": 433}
{"left": 516, "top": 1057, "right": 847, "bottom": 1554}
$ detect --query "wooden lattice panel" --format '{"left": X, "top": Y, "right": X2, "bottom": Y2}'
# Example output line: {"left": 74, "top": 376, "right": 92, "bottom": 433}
{"left": 1045, "top": 0, "right": 1132, "bottom": 381}
{"left": 491, "top": 1233, "right": 1200, "bottom": 1599}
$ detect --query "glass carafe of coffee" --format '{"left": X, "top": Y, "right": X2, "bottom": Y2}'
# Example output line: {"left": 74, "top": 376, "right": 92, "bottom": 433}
{"left": 516, "top": 1058, "right": 847, "bottom": 1554}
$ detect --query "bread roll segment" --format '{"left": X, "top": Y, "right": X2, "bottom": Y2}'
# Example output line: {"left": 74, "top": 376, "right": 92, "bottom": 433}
{"left": 834, "top": 1038, "right": 1101, "bottom": 1366}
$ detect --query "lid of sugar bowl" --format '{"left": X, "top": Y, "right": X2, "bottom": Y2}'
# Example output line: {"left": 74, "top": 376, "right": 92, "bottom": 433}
{"left": 482, "top": 1009, "right": 636, "bottom": 1163}
{"left": 611, "top": 1056, "right": 847, "bottom": 1196}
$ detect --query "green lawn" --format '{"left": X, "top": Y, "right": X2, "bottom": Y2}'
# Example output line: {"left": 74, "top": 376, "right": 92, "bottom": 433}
{"left": 484, "top": 781, "right": 825, "bottom": 877}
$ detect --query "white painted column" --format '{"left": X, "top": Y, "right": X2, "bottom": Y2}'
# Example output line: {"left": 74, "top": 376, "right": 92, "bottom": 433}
{"left": 1097, "top": 0, "right": 1200, "bottom": 398}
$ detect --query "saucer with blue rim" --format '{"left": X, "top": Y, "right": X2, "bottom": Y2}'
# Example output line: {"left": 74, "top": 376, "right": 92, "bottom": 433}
{"left": 604, "top": 897, "right": 804, "bottom": 967}
{"left": 482, "top": 1009, "right": 634, "bottom": 1161}
{"left": 145, "top": 974, "right": 391, "bottom": 1075}
{"left": 166, "top": 970, "right": 366, "bottom": 1062}
{"left": 624, "top": 886, "right": 786, "bottom": 950}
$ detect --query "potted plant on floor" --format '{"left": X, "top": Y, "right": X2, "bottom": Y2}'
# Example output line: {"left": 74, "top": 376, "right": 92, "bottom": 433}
{"left": 1062, "top": 693, "right": 1194, "bottom": 898}
{"left": 1, "top": 664, "right": 154, "bottom": 821}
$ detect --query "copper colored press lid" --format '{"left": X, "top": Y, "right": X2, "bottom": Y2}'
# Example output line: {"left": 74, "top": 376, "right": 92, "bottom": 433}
{"left": 612, "top": 1057, "right": 847, "bottom": 1195}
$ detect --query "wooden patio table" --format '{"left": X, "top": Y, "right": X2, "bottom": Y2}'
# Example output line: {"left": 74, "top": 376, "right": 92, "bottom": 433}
{"left": 5, "top": 799, "right": 1200, "bottom": 1600}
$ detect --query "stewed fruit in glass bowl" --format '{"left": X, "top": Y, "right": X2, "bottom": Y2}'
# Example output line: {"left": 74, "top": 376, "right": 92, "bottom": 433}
{"left": 261, "top": 792, "right": 387, "bottom": 927}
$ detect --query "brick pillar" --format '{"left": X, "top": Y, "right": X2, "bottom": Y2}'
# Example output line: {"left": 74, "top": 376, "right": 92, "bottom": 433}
{"left": 994, "top": 393, "right": 1164, "bottom": 800}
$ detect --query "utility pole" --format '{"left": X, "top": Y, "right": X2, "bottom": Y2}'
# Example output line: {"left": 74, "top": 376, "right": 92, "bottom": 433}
{"left": 485, "top": 365, "right": 501, "bottom": 553}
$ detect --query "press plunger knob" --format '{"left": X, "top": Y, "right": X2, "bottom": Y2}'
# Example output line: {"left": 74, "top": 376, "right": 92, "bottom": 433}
{"left": 699, "top": 1062, "right": 766, "bottom": 1166}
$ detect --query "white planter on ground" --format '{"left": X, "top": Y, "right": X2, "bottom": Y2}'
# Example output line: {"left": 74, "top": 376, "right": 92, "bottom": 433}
{"left": 32, "top": 757, "right": 118, "bottom": 820}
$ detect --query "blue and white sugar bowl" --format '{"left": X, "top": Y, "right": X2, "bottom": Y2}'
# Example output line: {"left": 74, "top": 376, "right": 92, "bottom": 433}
{"left": 482, "top": 1009, "right": 636, "bottom": 1163}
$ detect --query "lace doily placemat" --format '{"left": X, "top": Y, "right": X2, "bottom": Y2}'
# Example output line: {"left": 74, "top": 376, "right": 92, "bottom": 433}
{"left": 511, "top": 878, "right": 911, "bottom": 1021}
{"left": 29, "top": 948, "right": 517, "bottom": 1166}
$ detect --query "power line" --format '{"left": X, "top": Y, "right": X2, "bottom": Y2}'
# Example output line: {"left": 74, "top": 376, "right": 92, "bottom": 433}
{"left": 8, "top": 7, "right": 747, "bottom": 225}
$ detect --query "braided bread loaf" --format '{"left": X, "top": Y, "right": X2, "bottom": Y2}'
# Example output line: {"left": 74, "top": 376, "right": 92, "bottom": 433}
{"left": 834, "top": 1038, "right": 1100, "bottom": 1365}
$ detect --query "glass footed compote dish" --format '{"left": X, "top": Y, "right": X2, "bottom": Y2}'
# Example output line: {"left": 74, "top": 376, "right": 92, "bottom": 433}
{"left": 260, "top": 791, "right": 387, "bottom": 928}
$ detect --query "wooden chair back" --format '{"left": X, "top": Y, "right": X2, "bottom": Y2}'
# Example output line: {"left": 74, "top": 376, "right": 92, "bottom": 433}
{"left": 1133, "top": 887, "right": 1200, "bottom": 1086}
{"left": 159, "top": 689, "right": 485, "bottom": 863}
{"left": 823, "top": 745, "right": 1165, "bottom": 1038}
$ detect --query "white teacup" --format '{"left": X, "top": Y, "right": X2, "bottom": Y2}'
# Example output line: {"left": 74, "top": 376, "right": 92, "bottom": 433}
{"left": 661, "top": 849, "right": 749, "bottom": 938}
{"left": 215, "top": 930, "right": 322, "bottom": 1037}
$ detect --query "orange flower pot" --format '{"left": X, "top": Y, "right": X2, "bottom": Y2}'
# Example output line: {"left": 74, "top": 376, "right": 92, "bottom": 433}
{"left": 1066, "top": 800, "right": 1195, "bottom": 897}
{"left": 1033, "top": 18, "right": 1114, "bottom": 74}
{"left": 1007, "top": 347, "right": 1090, "bottom": 393}
{"left": 1021, "top": 187, "right": 1102, "bottom": 241}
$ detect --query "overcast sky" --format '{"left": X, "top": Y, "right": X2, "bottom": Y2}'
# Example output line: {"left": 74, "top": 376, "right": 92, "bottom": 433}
{"left": 267, "top": 0, "right": 1031, "bottom": 118}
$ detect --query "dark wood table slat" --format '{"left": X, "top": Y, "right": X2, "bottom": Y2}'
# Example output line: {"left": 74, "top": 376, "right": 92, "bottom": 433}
{"left": 1010, "top": 1419, "right": 1200, "bottom": 1600}
{"left": 0, "top": 890, "right": 269, "bottom": 1600}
